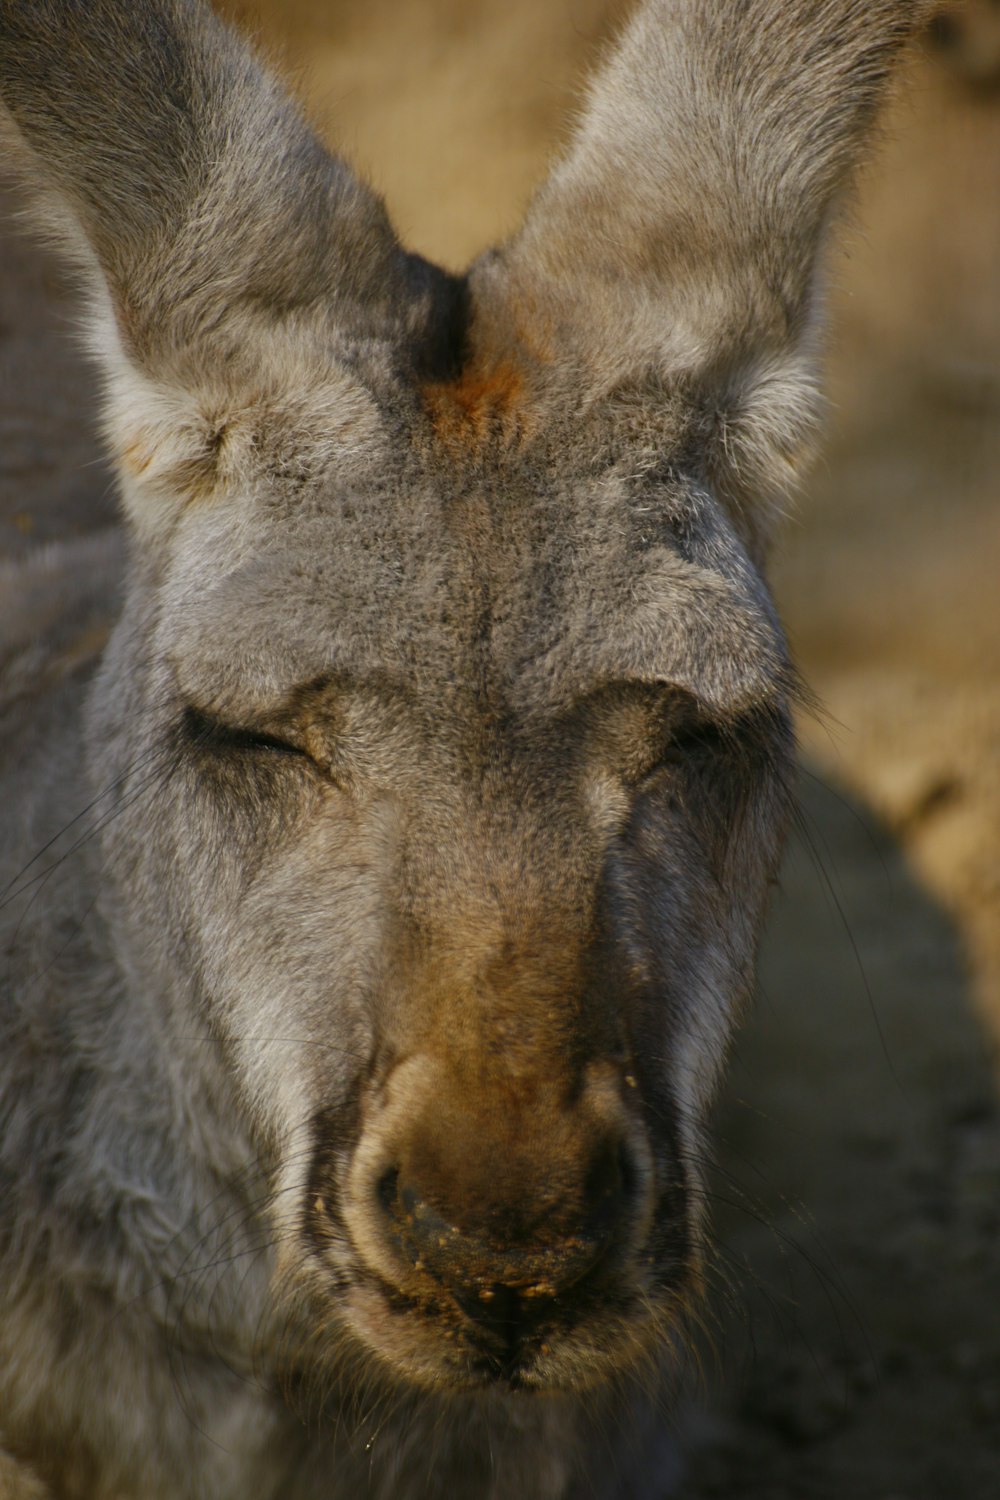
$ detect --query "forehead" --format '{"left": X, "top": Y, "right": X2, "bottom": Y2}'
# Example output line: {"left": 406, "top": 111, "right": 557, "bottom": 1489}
{"left": 163, "top": 452, "right": 786, "bottom": 717}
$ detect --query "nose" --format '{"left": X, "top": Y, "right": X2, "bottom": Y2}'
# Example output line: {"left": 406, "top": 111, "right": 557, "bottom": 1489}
{"left": 376, "top": 1128, "right": 637, "bottom": 1320}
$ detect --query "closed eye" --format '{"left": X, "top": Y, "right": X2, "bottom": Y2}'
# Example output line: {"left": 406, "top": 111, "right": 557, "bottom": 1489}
{"left": 181, "top": 704, "right": 311, "bottom": 761}
{"left": 606, "top": 690, "right": 727, "bottom": 788}
{"left": 637, "top": 706, "right": 790, "bottom": 805}
{"left": 653, "top": 716, "right": 726, "bottom": 767}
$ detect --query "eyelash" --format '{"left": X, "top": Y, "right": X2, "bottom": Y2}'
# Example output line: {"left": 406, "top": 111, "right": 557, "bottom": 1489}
{"left": 624, "top": 720, "right": 736, "bottom": 796}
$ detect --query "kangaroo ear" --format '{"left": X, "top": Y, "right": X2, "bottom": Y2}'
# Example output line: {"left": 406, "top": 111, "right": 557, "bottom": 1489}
{"left": 0, "top": 0, "right": 435, "bottom": 540}
{"left": 469, "top": 0, "right": 932, "bottom": 551}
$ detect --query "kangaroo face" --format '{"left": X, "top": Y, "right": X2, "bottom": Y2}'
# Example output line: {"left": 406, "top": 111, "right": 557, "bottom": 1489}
{"left": 0, "top": 0, "right": 926, "bottom": 1477}
{"left": 94, "top": 418, "right": 792, "bottom": 1390}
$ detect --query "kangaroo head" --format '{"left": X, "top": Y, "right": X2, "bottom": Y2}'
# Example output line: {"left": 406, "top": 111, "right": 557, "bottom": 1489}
{"left": 0, "top": 0, "right": 926, "bottom": 1396}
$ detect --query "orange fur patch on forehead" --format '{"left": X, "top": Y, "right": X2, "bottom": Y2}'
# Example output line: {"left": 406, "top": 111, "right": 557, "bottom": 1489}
{"left": 419, "top": 268, "right": 558, "bottom": 456}
{"left": 422, "top": 357, "right": 533, "bottom": 452}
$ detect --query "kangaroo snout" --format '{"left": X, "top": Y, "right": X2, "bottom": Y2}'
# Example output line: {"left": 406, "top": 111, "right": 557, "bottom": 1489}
{"left": 377, "top": 1109, "right": 636, "bottom": 1290}
{"left": 338, "top": 1054, "right": 654, "bottom": 1380}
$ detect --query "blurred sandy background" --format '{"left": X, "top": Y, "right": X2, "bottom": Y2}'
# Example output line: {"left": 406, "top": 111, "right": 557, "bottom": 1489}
{"left": 2, "top": 1, "right": 999, "bottom": 1494}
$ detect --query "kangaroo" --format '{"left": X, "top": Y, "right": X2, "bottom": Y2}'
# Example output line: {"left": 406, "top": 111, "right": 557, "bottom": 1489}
{"left": 0, "top": 2, "right": 930, "bottom": 1497}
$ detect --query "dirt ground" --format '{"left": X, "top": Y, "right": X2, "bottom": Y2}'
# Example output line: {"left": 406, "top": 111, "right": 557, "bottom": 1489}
{"left": 2, "top": 3, "right": 999, "bottom": 1497}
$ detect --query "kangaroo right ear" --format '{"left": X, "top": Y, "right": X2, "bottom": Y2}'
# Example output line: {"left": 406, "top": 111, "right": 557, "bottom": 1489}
{"left": 0, "top": 0, "right": 433, "bottom": 541}
{"left": 462, "top": 0, "right": 934, "bottom": 554}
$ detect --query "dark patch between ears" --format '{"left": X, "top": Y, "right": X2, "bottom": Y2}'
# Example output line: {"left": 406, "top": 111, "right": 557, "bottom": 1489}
{"left": 404, "top": 254, "right": 471, "bottom": 384}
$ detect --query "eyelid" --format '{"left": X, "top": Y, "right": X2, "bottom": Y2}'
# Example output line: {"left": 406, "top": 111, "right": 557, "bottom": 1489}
{"left": 181, "top": 705, "right": 310, "bottom": 760}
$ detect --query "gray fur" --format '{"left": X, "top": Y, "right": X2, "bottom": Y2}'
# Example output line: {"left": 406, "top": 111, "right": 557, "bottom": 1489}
{"left": 0, "top": 2, "right": 928, "bottom": 1496}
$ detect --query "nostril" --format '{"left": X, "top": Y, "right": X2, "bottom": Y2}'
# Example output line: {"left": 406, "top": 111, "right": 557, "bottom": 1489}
{"left": 617, "top": 1138, "right": 641, "bottom": 1206}
{"left": 376, "top": 1165, "right": 455, "bottom": 1272}
{"left": 580, "top": 1136, "right": 635, "bottom": 1249}
{"left": 376, "top": 1163, "right": 400, "bottom": 1216}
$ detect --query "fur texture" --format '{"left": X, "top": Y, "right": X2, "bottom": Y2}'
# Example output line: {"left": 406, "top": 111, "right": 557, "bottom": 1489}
{"left": 0, "top": 2, "right": 929, "bottom": 1496}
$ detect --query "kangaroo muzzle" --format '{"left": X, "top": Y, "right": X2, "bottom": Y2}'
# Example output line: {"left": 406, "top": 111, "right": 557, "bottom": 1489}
{"left": 334, "top": 1052, "right": 656, "bottom": 1384}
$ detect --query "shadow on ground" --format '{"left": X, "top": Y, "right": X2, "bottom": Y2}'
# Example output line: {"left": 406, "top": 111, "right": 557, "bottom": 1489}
{"left": 680, "top": 766, "right": 1000, "bottom": 1500}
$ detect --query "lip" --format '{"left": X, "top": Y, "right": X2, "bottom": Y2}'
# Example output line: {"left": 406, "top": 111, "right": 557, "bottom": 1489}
{"left": 337, "top": 1263, "right": 658, "bottom": 1396}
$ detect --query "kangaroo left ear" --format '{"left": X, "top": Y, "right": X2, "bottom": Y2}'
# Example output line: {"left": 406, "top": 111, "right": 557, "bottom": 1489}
{"left": 460, "top": 0, "right": 933, "bottom": 554}
{"left": 0, "top": 0, "right": 431, "bottom": 544}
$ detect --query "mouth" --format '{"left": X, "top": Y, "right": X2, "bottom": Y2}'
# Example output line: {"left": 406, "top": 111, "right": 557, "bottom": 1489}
{"left": 338, "top": 1266, "right": 669, "bottom": 1394}
{"left": 307, "top": 1178, "right": 697, "bottom": 1398}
